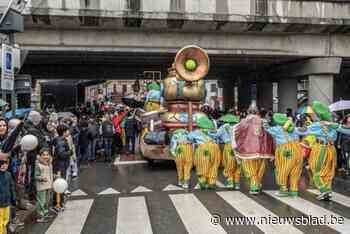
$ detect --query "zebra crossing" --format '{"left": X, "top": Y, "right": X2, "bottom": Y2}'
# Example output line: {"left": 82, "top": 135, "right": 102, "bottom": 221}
{"left": 30, "top": 187, "right": 350, "bottom": 234}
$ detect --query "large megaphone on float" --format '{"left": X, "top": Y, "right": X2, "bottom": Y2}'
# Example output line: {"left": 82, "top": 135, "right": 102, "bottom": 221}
{"left": 174, "top": 45, "right": 209, "bottom": 82}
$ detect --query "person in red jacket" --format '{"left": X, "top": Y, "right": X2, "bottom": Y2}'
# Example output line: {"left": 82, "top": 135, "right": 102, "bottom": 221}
{"left": 112, "top": 106, "right": 128, "bottom": 154}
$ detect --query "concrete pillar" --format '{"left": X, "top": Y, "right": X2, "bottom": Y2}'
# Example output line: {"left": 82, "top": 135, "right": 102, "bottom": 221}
{"left": 308, "top": 74, "right": 334, "bottom": 106}
{"left": 257, "top": 81, "right": 273, "bottom": 110}
{"left": 238, "top": 81, "right": 251, "bottom": 111}
{"left": 222, "top": 80, "right": 235, "bottom": 111}
{"left": 278, "top": 79, "right": 297, "bottom": 113}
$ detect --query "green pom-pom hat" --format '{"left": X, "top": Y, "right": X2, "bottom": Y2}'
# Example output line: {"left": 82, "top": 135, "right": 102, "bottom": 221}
{"left": 312, "top": 101, "right": 332, "bottom": 121}
{"left": 147, "top": 81, "right": 161, "bottom": 91}
{"left": 219, "top": 114, "right": 240, "bottom": 124}
{"left": 273, "top": 113, "right": 288, "bottom": 126}
{"left": 196, "top": 116, "right": 215, "bottom": 130}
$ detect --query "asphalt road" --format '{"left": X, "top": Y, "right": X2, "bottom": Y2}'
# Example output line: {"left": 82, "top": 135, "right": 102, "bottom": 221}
{"left": 20, "top": 160, "right": 350, "bottom": 234}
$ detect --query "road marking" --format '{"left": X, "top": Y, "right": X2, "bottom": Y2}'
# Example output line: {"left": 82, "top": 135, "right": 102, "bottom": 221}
{"left": 116, "top": 196, "right": 153, "bottom": 234}
{"left": 169, "top": 193, "right": 227, "bottom": 234}
{"left": 194, "top": 181, "right": 225, "bottom": 189}
{"left": 98, "top": 188, "right": 120, "bottom": 195}
{"left": 162, "top": 184, "right": 184, "bottom": 191}
{"left": 265, "top": 190, "right": 350, "bottom": 233}
{"left": 217, "top": 191, "right": 303, "bottom": 234}
{"left": 71, "top": 189, "right": 88, "bottom": 196}
{"left": 45, "top": 199, "right": 94, "bottom": 234}
{"left": 216, "top": 181, "right": 225, "bottom": 188}
{"left": 308, "top": 189, "right": 350, "bottom": 209}
{"left": 114, "top": 157, "right": 148, "bottom": 165}
{"left": 131, "top": 186, "right": 153, "bottom": 193}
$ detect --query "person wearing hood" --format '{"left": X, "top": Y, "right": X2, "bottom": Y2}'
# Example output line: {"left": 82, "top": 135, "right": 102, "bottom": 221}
{"left": 188, "top": 116, "right": 221, "bottom": 189}
{"left": 23, "top": 111, "right": 48, "bottom": 201}
{"left": 264, "top": 113, "right": 304, "bottom": 197}
{"left": 295, "top": 101, "right": 350, "bottom": 200}
{"left": 170, "top": 129, "right": 193, "bottom": 189}
{"left": 217, "top": 114, "right": 241, "bottom": 189}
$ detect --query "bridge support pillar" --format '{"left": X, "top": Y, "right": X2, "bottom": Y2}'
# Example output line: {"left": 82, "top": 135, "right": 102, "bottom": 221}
{"left": 222, "top": 80, "right": 235, "bottom": 111}
{"left": 257, "top": 81, "right": 273, "bottom": 111}
{"left": 278, "top": 79, "right": 298, "bottom": 113}
{"left": 308, "top": 74, "right": 334, "bottom": 106}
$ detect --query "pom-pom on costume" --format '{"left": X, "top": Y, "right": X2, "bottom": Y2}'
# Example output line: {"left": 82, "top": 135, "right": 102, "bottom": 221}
{"left": 265, "top": 113, "right": 303, "bottom": 197}
{"left": 217, "top": 114, "right": 241, "bottom": 189}
{"left": 188, "top": 116, "right": 221, "bottom": 189}
{"left": 170, "top": 129, "right": 193, "bottom": 189}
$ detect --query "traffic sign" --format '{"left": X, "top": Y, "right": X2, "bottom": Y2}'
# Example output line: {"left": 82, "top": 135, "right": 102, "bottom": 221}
{"left": 1, "top": 43, "right": 14, "bottom": 90}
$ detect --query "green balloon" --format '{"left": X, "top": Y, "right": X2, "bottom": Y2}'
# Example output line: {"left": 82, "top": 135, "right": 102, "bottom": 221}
{"left": 184, "top": 59, "right": 197, "bottom": 71}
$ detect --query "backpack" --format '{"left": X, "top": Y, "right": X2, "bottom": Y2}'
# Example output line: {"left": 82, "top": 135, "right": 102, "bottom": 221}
{"left": 102, "top": 122, "right": 114, "bottom": 137}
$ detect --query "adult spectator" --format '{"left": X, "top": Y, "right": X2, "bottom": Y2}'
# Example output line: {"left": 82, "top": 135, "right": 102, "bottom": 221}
{"left": 23, "top": 111, "right": 48, "bottom": 201}
{"left": 100, "top": 115, "right": 115, "bottom": 162}
{"left": 78, "top": 120, "right": 89, "bottom": 163}
{"left": 338, "top": 114, "right": 350, "bottom": 175}
{"left": 124, "top": 112, "right": 140, "bottom": 155}
{"left": 112, "top": 107, "right": 128, "bottom": 154}
{"left": 87, "top": 118, "right": 99, "bottom": 162}
{"left": 52, "top": 124, "right": 72, "bottom": 212}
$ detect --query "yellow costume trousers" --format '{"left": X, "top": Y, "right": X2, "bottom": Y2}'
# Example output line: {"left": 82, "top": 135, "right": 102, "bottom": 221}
{"left": 0, "top": 206, "right": 10, "bottom": 234}
{"left": 309, "top": 143, "right": 336, "bottom": 193}
{"left": 194, "top": 142, "right": 222, "bottom": 185}
{"left": 121, "top": 128, "right": 126, "bottom": 145}
{"left": 242, "top": 159, "right": 266, "bottom": 191}
{"left": 144, "top": 102, "right": 160, "bottom": 112}
{"left": 174, "top": 144, "right": 193, "bottom": 182}
{"left": 222, "top": 143, "right": 241, "bottom": 183}
{"left": 275, "top": 141, "right": 304, "bottom": 192}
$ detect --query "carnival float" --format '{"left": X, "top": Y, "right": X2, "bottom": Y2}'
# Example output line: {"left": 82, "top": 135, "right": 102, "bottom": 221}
{"left": 139, "top": 45, "right": 210, "bottom": 163}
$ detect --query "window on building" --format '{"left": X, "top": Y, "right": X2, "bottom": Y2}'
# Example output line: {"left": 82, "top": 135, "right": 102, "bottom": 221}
{"left": 256, "top": 0, "right": 267, "bottom": 16}
{"left": 122, "top": 84, "right": 127, "bottom": 94}
{"left": 126, "top": 0, "right": 141, "bottom": 11}
{"left": 211, "top": 83, "right": 217, "bottom": 93}
{"left": 170, "top": 0, "right": 185, "bottom": 12}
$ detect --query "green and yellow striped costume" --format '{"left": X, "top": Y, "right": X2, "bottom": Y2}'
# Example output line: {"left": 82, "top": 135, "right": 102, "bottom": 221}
{"left": 309, "top": 142, "right": 336, "bottom": 193}
{"left": 275, "top": 141, "right": 304, "bottom": 193}
{"left": 194, "top": 141, "right": 221, "bottom": 186}
{"left": 222, "top": 143, "right": 241, "bottom": 184}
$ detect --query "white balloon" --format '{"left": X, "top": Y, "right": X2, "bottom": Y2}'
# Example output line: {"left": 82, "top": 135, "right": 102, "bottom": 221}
{"left": 20, "top": 134, "right": 38, "bottom": 152}
{"left": 53, "top": 178, "right": 68, "bottom": 193}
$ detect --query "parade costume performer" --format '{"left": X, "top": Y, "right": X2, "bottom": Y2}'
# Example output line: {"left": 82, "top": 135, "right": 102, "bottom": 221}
{"left": 297, "top": 101, "right": 350, "bottom": 200}
{"left": 217, "top": 114, "right": 241, "bottom": 189}
{"left": 170, "top": 129, "right": 193, "bottom": 189}
{"left": 265, "top": 113, "right": 303, "bottom": 197}
{"left": 188, "top": 117, "right": 221, "bottom": 189}
{"left": 144, "top": 81, "right": 162, "bottom": 112}
{"left": 233, "top": 103, "right": 275, "bottom": 195}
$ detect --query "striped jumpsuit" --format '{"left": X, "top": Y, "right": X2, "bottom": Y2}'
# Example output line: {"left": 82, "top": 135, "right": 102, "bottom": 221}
{"left": 188, "top": 129, "right": 221, "bottom": 187}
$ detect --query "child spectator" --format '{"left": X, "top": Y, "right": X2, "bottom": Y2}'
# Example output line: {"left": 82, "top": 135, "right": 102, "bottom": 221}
{"left": 35, "top": 148, "right": 53, "bottom": 223}
{"left": 0, "top": 153, "right": 16, "bottom": 234}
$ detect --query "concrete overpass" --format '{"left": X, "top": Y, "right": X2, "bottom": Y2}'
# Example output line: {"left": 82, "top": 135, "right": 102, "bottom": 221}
{"left": 13, "top": 0, "right": 350, "bottom": 111}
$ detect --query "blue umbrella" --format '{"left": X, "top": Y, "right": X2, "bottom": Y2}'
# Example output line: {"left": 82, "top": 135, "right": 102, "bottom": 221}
{"left": 5, "top": 108, "right": 32, "bottom": 119}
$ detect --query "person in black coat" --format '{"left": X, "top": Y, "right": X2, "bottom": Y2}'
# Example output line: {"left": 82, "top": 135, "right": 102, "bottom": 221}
{"left": 78, "top": 120, "right": 89, "bottom": 163}
{"left": 23, "top": 111, "right": 49, "bottom": 201}
{"left": 52, "top": 125, "right": 72, "bottom": 212}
